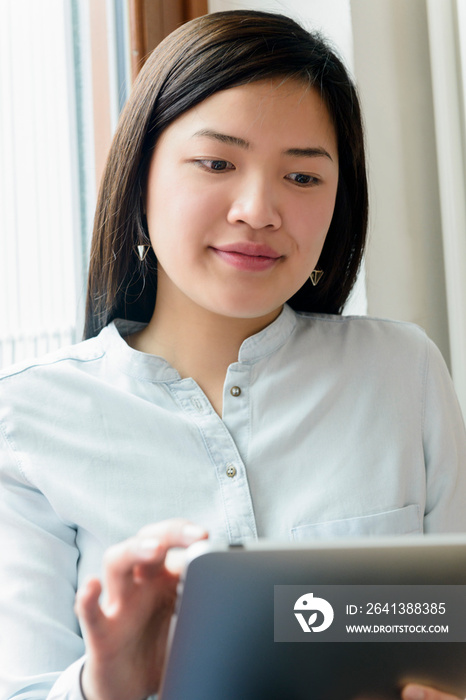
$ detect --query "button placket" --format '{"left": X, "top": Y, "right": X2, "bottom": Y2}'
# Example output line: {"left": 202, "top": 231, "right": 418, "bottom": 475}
{"left": 222, "top": 364, "right": 251, "bottom": 468}
{"left": 190, "top": 397, "right": 204, "bottom": 412}
{"left": 168, "top": 378, "right": 257, "bottom": 542}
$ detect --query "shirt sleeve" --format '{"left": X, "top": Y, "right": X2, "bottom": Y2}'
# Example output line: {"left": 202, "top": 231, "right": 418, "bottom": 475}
{"left": 422, "top": 337, "right": 466, "bottom": 532}
{"left": 46, "top": 659, "right": 86, "bottom": 700}
{"left": 0, "top": 421, "right": 85, "bottom": 700}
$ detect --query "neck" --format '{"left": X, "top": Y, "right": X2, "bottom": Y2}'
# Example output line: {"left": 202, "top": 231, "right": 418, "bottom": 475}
{"left": 141, "top": 296, "right": 281, "bottom": 377}
{"left": 126, "top": 287, "right": 282, "bottom": 415}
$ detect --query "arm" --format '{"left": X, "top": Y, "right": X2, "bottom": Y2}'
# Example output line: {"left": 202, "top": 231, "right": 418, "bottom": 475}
{"left": 401, "top": 342, "right": 466, "bottom": 700}
{"left": 0, "top": 419, "right": 207, "bottom": 700}
{"left": 0, "top": 424, "right": 83, "bottom": 700}
{"left": 75, "top": 519, "right": 207, "bottom": 700}
{"left": 398, "top": 341, "right": 466, "bottom": 700}
{"left": 422, "top": 338, "right": 466, "bottom": 532}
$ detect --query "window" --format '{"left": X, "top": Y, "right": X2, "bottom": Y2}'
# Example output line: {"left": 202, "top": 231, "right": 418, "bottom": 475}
{"left": 0, "top": 0, "right": 207, "bottom": 368}
{"left": 0, "top": 0, "right": 85, "bottom": 367}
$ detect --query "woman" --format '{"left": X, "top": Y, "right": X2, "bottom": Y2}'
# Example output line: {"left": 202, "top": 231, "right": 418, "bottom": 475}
{"left": 1, "top": 10, "right": 465, "bottom": 700}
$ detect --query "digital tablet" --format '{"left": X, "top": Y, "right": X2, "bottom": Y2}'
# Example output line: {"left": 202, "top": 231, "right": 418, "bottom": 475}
{"left": 159, "top": 535, "right": 466, "bottom": 700}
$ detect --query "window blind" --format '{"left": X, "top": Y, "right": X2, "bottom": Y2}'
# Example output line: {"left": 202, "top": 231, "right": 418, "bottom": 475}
{"left": 0, "top": 0, "right": 82, "bottom": 368}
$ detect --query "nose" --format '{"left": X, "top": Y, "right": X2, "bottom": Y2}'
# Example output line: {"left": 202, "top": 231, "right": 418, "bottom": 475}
{"left": 226, "top": 175, "right": 282, "bottom": 230}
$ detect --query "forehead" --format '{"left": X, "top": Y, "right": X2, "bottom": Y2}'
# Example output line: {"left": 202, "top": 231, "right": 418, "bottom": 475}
{"left": 156, "top": 78, "right": 338, "bottom": 157}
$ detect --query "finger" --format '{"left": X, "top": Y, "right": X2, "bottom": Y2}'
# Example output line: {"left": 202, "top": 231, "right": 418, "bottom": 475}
{"left": 75, "top": 577, "right": 107, "bottom": 641}
{"left": 137, "top": 519, "right": 208, "bottom": 548}
{"left": 402, "top": 683, "right": 462, "bottom": 700}
{"left": 102, "top": 536, "right": 164, "bottom": 604}
{"left": 134, "top": 547, "right": 190, "bottom": 580}
{"left": 102, "top": 520, "right": 208, "bottom": 607}
{"left": 132, "top": 520, "right": 208, "bottom": 582}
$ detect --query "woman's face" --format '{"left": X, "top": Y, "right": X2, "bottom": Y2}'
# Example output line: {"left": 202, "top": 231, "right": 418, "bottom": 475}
{"left": 145, "top": 78, "right": 339, "bottom": 323}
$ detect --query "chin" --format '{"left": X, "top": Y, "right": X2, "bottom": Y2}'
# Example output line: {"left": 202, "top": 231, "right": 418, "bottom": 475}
{"left": 205, "top": 299, "right": 284, "bottom": 321}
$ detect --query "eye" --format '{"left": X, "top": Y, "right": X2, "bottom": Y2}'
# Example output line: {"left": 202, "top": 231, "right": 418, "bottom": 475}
{"left": 196, "top": 159, "right": 235, "bottom": 172}
{"left": 286, "top": 172, "right": 320, "bottom": 187}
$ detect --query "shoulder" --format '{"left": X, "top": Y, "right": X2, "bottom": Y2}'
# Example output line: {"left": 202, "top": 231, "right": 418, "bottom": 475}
{"left": 293, "top": 310, "right": 429, "bottom": 352}
{"left": 294, "top": 309, "right": 426, "bottom": 335}
{"left": 286, "top": 310, "right": 447, "bottom": 387}
{"left": 0, "top": 334, "right": 106, "bottom": 386}
{"left": 0, "top": 319, "right": 148, "bottom": 389}
{"left": 0, "top": 329, "right": 115, "bottom": 474}
{"left": 0, "top": 328, "right": 119, "bottom": 425}
{"left": 285, "top": 310, "right": 457, "bottom": 418}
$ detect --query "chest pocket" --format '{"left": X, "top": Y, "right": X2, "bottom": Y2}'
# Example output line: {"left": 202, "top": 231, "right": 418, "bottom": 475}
{"left": 291, "top": 504, "right": 421, "bottom": 540}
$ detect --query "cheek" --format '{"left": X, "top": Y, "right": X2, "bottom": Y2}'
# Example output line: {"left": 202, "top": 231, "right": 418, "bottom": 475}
{"left": 317, "top": 184, "right": 339, "bottom": 223}
{"left": 149, "top": 175, "right": 225, "bottom": 235}
{"left": 292, "top": 197, "right": 336, "bottom": 250}
{"left": 147, "top": 190, "right": 222, "bottom": 266}
{"left": 182, "top": 188, "right": 225, "bottom": 224}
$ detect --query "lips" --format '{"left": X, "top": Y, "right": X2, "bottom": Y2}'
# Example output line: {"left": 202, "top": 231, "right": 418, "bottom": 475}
{"left": 211, "top": 242, "right": 282, "bottom": 272}
{"left": 213, "top": 242, "right": 281, "bottom": 258}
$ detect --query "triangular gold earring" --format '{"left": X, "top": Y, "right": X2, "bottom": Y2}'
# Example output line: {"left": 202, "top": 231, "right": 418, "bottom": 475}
{"left": 135, "top": 245, "right": 150, "bottom": 262}
{"left": 310, "top": 269, "right": 324, "bottom": 286}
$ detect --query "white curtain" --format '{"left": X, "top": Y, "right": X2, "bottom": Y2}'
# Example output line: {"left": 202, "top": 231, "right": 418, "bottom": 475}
{"left": 426, "top": 0, "right": 466, "bottom": 418}
{"left": 350, "top": 0, "right": 466, "bottom": 419}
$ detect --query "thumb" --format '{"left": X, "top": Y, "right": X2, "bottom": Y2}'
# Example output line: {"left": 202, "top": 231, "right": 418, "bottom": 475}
{"left": 402, "top": 684, "right": 462, "bottom": 700}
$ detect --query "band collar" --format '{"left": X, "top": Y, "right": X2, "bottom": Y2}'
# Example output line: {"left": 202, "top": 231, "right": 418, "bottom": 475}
{"left": 100, "top": 304, "right": 297, "bottom": 383}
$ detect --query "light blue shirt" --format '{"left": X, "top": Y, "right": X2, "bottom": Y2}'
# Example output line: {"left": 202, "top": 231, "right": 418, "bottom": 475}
{"left": 1, "top": 305, "right": 466, "bottom": 699}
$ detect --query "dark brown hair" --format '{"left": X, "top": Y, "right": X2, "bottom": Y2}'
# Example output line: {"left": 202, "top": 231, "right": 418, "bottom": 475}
{"left": 84, "top": 9, "right": 367, "bottom": 339}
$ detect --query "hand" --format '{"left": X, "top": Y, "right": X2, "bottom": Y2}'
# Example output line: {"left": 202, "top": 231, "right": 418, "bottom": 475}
{"left": 75, "top": 518, "right": 208, "bottom": 700}
{"left": 402, "top": 684, "right": 462, "bottom": 700}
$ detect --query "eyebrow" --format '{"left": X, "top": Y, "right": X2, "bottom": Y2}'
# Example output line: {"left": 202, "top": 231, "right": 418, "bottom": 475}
{"left": 285, "top": 146, "right": 333, "bottom": 161}
{"left": 192, "top": 129, "right": 333, "bottom": 161}
{"left": 192, "top": 129, "right": 250, "bottom": 150}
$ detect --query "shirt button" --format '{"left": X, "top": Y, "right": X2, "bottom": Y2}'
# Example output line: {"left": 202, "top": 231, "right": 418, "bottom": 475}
{"left": 230, "top": 386, "right": 241, "bottom": 397}
{"left": 226, "top": 463, "right": 237, "bottom": 478}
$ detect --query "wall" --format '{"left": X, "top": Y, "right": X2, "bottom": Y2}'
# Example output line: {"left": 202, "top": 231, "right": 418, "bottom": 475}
{"left": 351, "top": 0, "right": 450, "bottom": 363}
{"left": 208, "top": 0, "right": 353, "bottom": 68}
